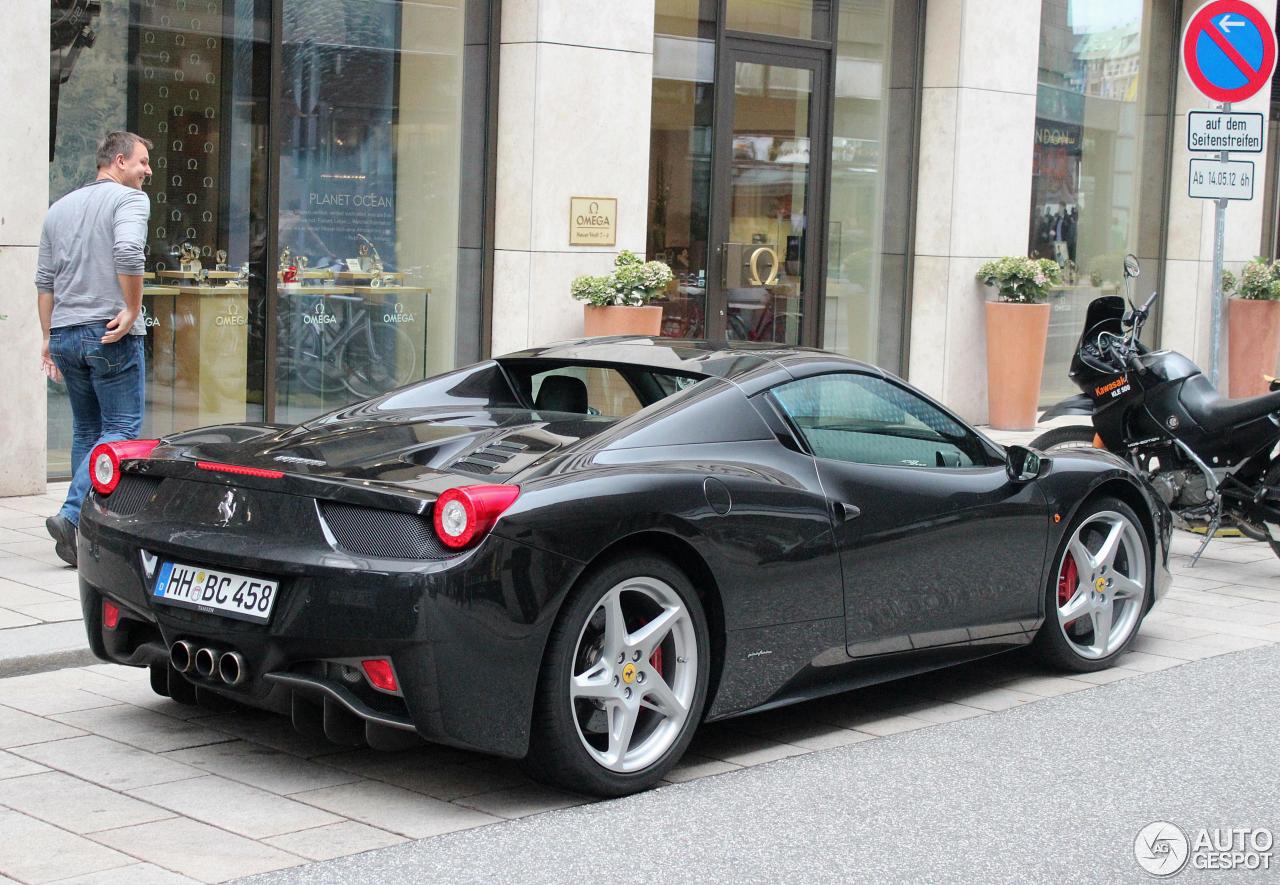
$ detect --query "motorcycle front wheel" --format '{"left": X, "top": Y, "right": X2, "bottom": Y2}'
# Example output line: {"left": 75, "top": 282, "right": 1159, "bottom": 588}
{"left": 1029, "top": 424, "right": 1100, "bottom": 453}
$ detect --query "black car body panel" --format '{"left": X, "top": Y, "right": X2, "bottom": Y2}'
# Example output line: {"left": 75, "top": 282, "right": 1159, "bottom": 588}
{"left": 77, "top": 337, "right": 1172, "bottom": 759}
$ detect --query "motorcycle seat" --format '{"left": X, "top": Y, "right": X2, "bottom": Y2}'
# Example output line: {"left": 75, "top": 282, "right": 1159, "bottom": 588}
{"left": 1178, "top": 374, "right": 1280, "bottom": 433}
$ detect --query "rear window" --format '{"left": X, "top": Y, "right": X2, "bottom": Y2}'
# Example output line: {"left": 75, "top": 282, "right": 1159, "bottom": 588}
{"left": 372, "top": 359, "right": 704, "bottom": 418}
{"left": 502, "top": 360, "right": 704, "bottom": 418}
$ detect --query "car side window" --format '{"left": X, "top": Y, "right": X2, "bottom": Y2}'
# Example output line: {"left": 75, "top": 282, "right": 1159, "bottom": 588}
{"left": 530, "top": 366, "right": 645, "bottom": 417}
{"left": 770, "top": 373, "right": 990, "bottom": 469}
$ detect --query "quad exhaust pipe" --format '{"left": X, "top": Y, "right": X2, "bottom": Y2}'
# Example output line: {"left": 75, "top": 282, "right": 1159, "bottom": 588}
{"left": 169, "top": 641, "right": 246, "bottom": 686}
{"left": 169, "top": 640, "right": 195, "bottom": 673}
{"left": 193, "top": 646, "right": 218, "bottom": 678}
{"left": 218, "top": 651, "right": 245, "bottom": 686}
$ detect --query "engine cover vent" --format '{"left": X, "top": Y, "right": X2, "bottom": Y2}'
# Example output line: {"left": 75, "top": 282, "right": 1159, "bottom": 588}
{"left": 452, "top": 438, "right": 529, "bottom": 475}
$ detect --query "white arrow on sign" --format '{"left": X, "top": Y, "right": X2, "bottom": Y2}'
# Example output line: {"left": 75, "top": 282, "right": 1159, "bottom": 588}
{"left": 1220, "top": 14, "right": 1244, "bottom": 32}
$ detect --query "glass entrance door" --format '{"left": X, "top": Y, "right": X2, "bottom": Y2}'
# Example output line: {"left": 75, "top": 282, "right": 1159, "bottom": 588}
{"left": 707, "top": 45, "right": 826, "bottom": 344}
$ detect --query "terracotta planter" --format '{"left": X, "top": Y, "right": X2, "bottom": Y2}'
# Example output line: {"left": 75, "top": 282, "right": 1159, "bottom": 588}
{"left": 1227, "top": 298, "right": 1280, "bottom": 398}
{"left": 582, "top": 304, "right": 663, "bottom": 337}
{"left": 984, "top": 300, "right": 1051, "bottom": 431}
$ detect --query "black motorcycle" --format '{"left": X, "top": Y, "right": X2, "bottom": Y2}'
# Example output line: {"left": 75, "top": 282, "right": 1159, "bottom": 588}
{"left": 1031, "top": 255, "right": 1280, "bottom": 563}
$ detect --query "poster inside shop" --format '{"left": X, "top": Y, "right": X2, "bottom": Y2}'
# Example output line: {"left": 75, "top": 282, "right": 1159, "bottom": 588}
{"left": 277, "top": 0, "right": 401, "bottom": 270}
{"left": 279, "top": 170, "right": 397, "bottom": 268}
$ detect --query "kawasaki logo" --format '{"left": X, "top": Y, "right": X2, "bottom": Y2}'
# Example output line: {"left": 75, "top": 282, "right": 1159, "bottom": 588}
{"left": 1094, "top": 376, "right": 1130, "bottom": 398}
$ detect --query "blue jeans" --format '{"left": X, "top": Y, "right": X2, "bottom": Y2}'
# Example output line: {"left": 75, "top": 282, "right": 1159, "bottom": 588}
{"left": 49, "top": 324, "right": 145, "bottom": 525}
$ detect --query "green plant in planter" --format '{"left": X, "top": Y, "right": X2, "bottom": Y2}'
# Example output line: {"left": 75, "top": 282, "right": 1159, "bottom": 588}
{"left": 976, "top": 256, "right": 1062, "bottom": 304}
{"left": 1221, "top": 256, "right": 1280, "bottom": 300}
{"left": 571, "top": 250, "right": 674, "bottom": 307}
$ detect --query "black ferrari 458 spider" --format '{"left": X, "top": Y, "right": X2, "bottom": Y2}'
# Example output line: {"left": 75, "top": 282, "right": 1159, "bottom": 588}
{"left": 77, "top": 338, "right": 1171, "bottom": 795}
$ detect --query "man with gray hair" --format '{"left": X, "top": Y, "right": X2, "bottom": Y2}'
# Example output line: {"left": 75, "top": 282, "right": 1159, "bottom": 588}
{"left": 37, "top": 131, "right": 153, "bottom": 567}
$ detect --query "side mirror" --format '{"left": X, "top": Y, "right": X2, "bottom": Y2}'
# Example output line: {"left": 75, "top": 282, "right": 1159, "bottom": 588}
{"left": 1006, "top": 444, "right": 1045, "bottom": 482}
{"left": 1123, "top": 254, "right": 1140, "bottom": 279}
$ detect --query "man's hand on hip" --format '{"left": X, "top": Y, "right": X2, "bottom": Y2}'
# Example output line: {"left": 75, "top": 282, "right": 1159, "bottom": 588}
{"left": 102, "top": 308, "right": 138, "bottom": 344}
{"left": 41, "top": 338, "right": 62, "bottom": 383}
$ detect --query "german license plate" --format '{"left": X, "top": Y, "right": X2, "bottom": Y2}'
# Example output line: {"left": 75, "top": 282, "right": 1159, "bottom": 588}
{"left": 153, "top": 561, "right": 278, "bottom": 624}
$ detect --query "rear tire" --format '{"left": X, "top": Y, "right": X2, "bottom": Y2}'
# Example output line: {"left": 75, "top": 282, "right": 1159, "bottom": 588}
{"left": 1033, "top": 496, "right": 1151, "bottom": 672}
{"left": 1030, "top": 424, "right": 1098, "bottom": 453}
{"left": 523, "top": 554, "right": 709, "bottom": 797}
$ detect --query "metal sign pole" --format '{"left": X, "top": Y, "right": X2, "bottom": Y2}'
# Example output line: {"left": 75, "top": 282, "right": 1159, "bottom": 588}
{"left": 1208, "top": 100, "right": 1230, "bottom": 389}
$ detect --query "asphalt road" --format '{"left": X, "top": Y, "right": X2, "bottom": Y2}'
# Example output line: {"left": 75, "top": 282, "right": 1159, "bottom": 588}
{"left": 242, "top": 645, "right": 1280, "bottom": 884}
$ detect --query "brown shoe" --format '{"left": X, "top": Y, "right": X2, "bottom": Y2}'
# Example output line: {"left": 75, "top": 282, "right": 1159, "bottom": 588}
{"left": 45, "top": 515, "right": 77, "bottom": 568}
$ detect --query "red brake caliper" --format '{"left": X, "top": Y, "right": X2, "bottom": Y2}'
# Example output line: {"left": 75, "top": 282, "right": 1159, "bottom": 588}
{"left": 1058, "top": 553, "right": 1079, "bottom": 627}
{"left": 629, "top": 613, "right": 665, "bottom": 678}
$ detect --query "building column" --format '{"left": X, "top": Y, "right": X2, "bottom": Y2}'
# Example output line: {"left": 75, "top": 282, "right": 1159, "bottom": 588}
{"left": 907, "top": 0, "right": 1042, "bottom": 423}
{"left": 1160, "top": 1, "right": 1275, "bottom": 378}
{"left": 0, "top": 4, "right": 49, "bottom": 496}
{"left": 490, "top": 0, "right": 655, "bottom": 355}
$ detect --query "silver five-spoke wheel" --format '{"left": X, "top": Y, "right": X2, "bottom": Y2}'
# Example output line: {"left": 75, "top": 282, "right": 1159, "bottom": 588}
{"left": 1055, "top": 509, "right": 1147, "bottom": 660}
{"left": 569, "top": 576, "right": 697, "bottom": 772}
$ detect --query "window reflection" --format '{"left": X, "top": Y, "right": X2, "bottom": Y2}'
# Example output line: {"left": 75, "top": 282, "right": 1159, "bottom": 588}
{"left": 1031, "top": 0, "right": 1173, "bottom": 404}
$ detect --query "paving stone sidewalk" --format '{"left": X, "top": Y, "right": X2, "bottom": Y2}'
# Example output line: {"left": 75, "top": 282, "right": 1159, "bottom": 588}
{"left": 1, "top": 464, "right": 1279, "bottom": 882}
{"left": 0, "top": 482, "right": 94, "bottom": 677}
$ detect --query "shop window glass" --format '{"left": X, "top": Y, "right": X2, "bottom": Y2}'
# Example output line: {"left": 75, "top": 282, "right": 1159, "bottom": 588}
{"left": 648, "top": 0, "right": 716, "bottom": 339}
{"left": 47, "top": 0, "right": 490, "bottom": 478}
{"left": 723, "top": 58, "right": 815, "bottom": 347}
{"left": 48, "top": 0, "right": 270, "bottom": 477}
{"left": 824, "top": 0, "right": 920, "bottom": 375}
{"left": 726, "top": 0, "right": 831, "bottom": 41}
{"left": 274, "top": 0, "right": 486, "bottom": 424}
{"left": 1031, "top": 0, "right": 1173, "bottom": 405}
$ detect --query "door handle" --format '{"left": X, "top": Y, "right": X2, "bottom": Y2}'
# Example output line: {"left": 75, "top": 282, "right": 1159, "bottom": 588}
{"left": 838, "top": 502, "right": 861, "bottom": 521}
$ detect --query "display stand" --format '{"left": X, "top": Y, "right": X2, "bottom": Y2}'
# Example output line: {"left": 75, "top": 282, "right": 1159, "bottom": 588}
{"left": 271, "top": 272, "right": 430, "bottom": 415}
{"left": 352, "top": 285, "right": 429, "bottom": 383}
{"left": 156, "top": 269, "right": 241, "bottom": 281}
{"left": 332, "top": 270, "right": 405, "bottom": 283}
{"left": 165, "top": 284, "right": 250, "bottom": 427}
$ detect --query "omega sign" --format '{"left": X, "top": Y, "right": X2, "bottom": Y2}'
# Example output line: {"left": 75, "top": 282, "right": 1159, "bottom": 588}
{"left": 569, "top": 197, "right": 617, "bottom": 246}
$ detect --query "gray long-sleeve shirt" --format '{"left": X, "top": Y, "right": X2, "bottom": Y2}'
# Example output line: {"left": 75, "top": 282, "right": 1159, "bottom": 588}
{"left": 35, "top": 178, "right": 151, "bottom": 335}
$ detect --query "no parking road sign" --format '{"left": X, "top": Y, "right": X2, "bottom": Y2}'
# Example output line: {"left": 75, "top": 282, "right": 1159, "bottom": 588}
{"left": 1182, "top": 1, "right": 1276, "bottom": 104}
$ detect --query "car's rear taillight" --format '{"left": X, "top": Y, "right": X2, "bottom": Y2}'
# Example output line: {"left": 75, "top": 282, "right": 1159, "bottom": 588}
{"left": 432, "top": 485, "right": 520, "bottom": 549}
{"left": 89, "top": 439, "right": 160, "bottom": 496}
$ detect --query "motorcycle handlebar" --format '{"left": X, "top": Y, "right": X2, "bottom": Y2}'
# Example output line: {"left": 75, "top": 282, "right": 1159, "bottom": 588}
{"left": 1124, "top": 290, "right": 1158, "bottom": 341}
{"left": 1124, "top": 348, "right": 1143, "bottom": 374}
